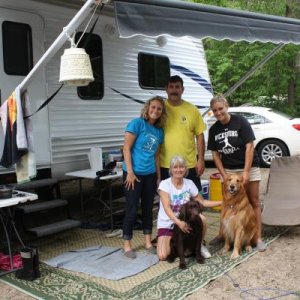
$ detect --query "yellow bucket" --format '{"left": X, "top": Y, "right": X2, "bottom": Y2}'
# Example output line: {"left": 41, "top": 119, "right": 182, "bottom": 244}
{"left": 209, "top": 173, "right": 222, "bottom": 211}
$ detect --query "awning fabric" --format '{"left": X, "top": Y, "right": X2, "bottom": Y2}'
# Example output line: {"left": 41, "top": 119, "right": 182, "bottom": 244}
{"left": 114, "top": 0, "right": 300, "bottom": 44}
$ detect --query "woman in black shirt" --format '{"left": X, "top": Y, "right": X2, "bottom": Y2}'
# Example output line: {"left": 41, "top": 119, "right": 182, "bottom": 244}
{"left": 208, "top": 94, "right": 266, "bottom": 251}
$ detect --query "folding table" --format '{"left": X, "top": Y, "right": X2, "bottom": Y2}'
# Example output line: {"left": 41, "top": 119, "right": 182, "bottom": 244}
{"left": 0, "top": 191, "right": 38, "bottom": 275}
{"left": 65, "top": 169, "right": 123, "bottom": 229}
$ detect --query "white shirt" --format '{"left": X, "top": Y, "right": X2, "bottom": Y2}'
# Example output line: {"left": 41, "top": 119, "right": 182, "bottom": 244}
{"left": 157, "top": 177, "right": 198, "bottom": 229}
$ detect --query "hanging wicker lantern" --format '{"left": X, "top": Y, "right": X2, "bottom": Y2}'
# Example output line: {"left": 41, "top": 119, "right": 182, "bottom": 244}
{"left": 59, "top": 47, "right": 94, "bottom": 86}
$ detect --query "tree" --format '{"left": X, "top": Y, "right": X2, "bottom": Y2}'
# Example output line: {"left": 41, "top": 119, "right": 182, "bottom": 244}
{"left": 285, "top": 0, "right": 300, "bottom": 107}
{"left": 191, "top": 0, "right": 300, "bottom": 115}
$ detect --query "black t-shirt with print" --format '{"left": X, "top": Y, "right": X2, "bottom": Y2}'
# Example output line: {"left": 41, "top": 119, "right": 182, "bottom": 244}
{"left": 207, "top": 114, "right": 260, "bottom": 169}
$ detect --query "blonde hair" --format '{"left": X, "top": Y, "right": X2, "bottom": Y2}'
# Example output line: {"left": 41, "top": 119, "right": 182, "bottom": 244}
{"left": 210, "top": 94, "right": 228, "bottom": 108}
{"left": 140, "top": 96, "right": 167, "bottom": 128}
{"left": 169, "top": 155, "right": 188, "bottom": 177}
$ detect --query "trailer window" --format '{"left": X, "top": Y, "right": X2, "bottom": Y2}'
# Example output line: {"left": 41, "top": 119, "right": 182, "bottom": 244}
{"left": 138, "top": 53, "right": 170, "bottom": 89}
{"left": 75, "top": 32, "right": 104, "bottom": 100}
{"left": 2, "top": 21, "right": 33, "bottom": 76}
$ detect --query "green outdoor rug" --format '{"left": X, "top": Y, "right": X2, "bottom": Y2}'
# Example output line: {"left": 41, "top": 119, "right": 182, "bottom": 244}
{"left": 0, "top": 225, "right": 288, "bottom": 300}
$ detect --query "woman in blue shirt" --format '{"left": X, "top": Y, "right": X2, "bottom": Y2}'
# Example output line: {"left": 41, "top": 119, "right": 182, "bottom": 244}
{"left": 122, "top": 96, "right": 166, "bottom": 259}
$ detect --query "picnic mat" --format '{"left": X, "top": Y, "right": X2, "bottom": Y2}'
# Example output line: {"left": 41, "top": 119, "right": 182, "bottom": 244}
{"left": 0, "top": 211, "right": 289, "bottom": 300}
{"left": 44, "top": 245, "right": 159, "bottom": 280}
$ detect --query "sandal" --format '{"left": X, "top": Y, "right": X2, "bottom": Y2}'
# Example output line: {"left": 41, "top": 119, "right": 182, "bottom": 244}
{"left": 151, "top": 237, "right": 158, "bottom": 247}
{"left": 146, "top": 246, "right": 157, "bottom": 255}
{"left": 124, "top": 250, "right": 137, "bottom": 259}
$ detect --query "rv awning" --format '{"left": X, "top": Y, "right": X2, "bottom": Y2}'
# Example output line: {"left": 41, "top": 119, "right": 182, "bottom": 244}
{"left": 114, "top": 0, "right": 300, "bottom": 44}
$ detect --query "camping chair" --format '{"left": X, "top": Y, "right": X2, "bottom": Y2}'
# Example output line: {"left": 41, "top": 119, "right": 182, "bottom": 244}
{"left": 262, "top": 156, "right": 300, "bottom": 226}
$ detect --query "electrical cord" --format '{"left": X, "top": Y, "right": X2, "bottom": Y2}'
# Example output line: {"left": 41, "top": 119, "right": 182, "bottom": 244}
{"left": 223, "top": 269, "right": 300, "bottom": 299}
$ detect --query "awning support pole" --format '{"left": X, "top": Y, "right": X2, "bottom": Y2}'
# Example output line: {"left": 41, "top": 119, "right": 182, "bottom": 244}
{"left": 224, "top": 43, "right": 285, "bottom": 97}
{"left": 16, "top": 0, "right": 103, "bottom": 96}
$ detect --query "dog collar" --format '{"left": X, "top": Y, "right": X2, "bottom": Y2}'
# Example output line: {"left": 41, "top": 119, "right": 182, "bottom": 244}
{"left": 227, "top": 204, "right": 237, "bottom": 215}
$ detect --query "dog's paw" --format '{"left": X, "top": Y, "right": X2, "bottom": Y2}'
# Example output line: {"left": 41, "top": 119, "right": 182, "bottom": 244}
{"left": 179, "top": 263, "right": 187, "bottom": 269}
{"left": 221, "top": 247, "right": 230, "bottom": 255}
{"left": 245, "top": 245, "right": 252, "bottom": 252}
{"left": 196, "top": 256, "right": 205, "bottom": 264}
{"left": 230, "top": 251, "right": 240, "bottom": 259}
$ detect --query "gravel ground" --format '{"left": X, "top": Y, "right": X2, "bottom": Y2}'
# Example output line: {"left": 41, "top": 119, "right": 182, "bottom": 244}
{"left": 188, "top": 167, "right": 300, "bottom": 300}
{"left": 1, "top": 167, "right": 300, "bottom": 300}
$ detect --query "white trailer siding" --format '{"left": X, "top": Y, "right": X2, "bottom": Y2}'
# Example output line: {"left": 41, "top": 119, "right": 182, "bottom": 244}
{"left": 0, "top": 0, "right": 212, "bottom": 178}
{"left": 0, "top": 3, "right": 50, "bottom": 172}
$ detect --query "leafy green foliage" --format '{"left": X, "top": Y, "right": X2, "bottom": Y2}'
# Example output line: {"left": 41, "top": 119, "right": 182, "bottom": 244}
{"left": 189, "top": 0, "right": 300, "bottom": 116}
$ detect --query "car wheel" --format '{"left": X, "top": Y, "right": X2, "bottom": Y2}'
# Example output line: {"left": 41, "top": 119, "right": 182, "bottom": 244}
{"left": 257, "top": 139, "right": 288, "bottom": 168}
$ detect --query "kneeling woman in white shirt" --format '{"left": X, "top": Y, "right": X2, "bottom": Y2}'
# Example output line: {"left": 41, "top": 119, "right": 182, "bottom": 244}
{"left": 157, "top": 155, "right": 222, "bottom": 260}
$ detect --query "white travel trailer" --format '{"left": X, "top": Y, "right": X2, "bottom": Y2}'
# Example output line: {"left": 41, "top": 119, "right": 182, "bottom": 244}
{"left": 1, "top": 0, "right": 299, "bottom": 182}
{"left": 0, "top": 0, "right": 213, "bottom": 181}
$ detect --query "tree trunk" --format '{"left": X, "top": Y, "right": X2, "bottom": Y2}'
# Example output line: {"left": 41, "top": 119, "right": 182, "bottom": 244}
{"left": 286, "top": 0, "right": 297, "bottom": 106}
{"left": 287, "top": 78, "right": 296, "bottom": 107}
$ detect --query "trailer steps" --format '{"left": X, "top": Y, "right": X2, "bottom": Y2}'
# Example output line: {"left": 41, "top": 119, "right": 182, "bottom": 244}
{"left": 15, "top": 178, "right": 81, "bottom": 237}
{"left": 17, "top": 199, "right": 68, "bottom": 214}
{"left": 14, "top": 178, "right": 58, "bottom": 190}
{"left": 27, "top": 219, "right": 81, "bottom": 238}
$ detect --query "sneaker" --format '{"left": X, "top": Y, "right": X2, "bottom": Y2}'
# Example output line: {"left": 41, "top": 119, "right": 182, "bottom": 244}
{"left": 105, "top": 229, "right": 122, "bottom": 238}
{"left": 256, "top": 241, "right": 267, "bottom": 252}
{"left": 201, "top": 244, "right": 212, "bottom": 259}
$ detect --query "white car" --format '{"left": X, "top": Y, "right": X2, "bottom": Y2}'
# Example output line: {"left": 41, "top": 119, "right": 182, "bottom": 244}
{"left": 204, "top": 106, "right": 300, "bottom": 167}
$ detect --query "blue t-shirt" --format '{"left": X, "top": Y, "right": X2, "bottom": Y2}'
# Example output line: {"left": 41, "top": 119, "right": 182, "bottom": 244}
{"left": 123, "top": 118, "right": 164, "bottom": 175}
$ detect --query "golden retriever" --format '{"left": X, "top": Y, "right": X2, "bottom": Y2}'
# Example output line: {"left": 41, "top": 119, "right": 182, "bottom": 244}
{"left": 221, "top": 173, "right": 258, "bottom": 259}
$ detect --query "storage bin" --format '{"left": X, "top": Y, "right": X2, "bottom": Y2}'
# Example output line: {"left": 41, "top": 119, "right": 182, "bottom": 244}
{"left": 200, "top": 179, "right": 209, "bottom": 200}
{"left": 209, "top": 173, "right": 222, "bottom": 211}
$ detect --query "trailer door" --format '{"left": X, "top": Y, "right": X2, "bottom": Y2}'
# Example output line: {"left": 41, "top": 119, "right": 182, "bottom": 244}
{"left": 0, "top": 8, "right": 50, "bottom": 170}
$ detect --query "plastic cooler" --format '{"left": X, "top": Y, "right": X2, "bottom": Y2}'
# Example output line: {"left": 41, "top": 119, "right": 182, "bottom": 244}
{"left": 200, "top": 179, "right": 209, "bottom": 199}
{"left": 209, "top": 173, "right": 222, "bottom": 211}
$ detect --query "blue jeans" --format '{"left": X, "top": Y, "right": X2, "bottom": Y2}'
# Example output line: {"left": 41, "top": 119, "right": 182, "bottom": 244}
{"left": 160, "top": 167, "right": 202, "bottom": 191}
{"left": 122, "top": 171, "right": 157, "bottom": 240}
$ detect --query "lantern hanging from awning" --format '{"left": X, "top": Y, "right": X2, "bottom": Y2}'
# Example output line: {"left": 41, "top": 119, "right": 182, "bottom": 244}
{"left": 59, "top": 46, "right": 94, "bottom": 86}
